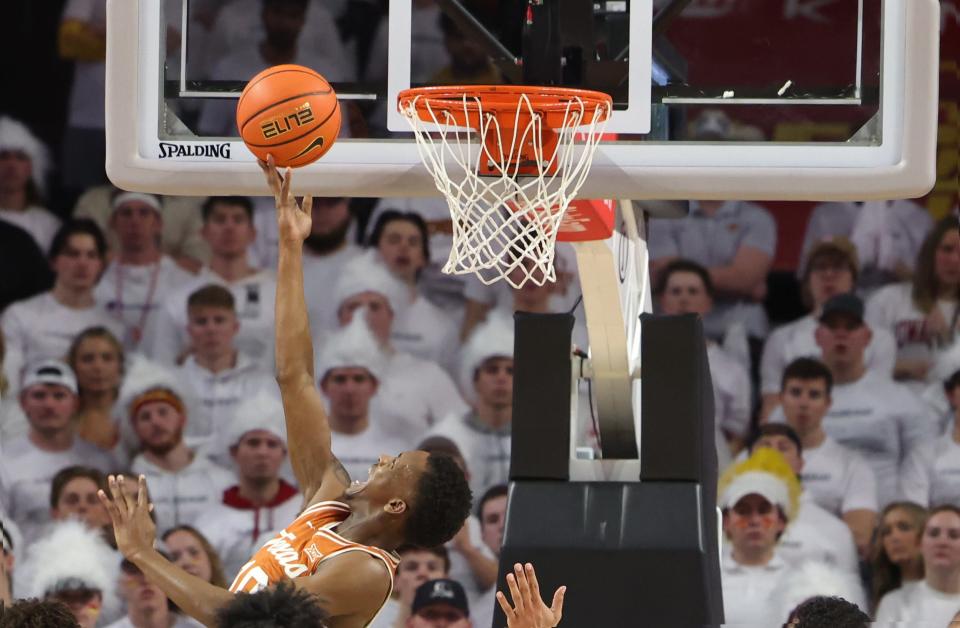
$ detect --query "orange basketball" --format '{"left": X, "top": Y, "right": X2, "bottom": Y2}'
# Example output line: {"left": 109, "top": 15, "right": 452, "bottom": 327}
{"left": 236, "top": 64, "right": 340, "bottom": 168}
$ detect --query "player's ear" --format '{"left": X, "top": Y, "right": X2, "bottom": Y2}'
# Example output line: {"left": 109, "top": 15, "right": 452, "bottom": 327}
{"left": 384, "top": 498, "right": 408, "bottom": 516}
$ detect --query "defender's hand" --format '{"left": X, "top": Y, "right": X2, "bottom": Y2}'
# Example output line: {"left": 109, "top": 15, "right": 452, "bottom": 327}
{"left": 497, "top": 563, "right": 566, "bottom": 628}
{"left": 97, "top": 475, "right": 156, "bottom": 562}
{"left": 259, "top": 154, "right": 312, "bottom": 244}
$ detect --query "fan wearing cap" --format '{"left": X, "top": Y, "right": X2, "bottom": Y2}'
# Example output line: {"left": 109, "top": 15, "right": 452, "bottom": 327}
{"left": 93, "top": 190, "right": 195, "bottom": 351}
{"left": 407, "top": 578, "right": 471, "bottom": 628}
{"left": 0, "top": 116, "right": 60, "bottom": 253}
{"left": 329, "top": 249, "right": 468, "bottom": 440}
{"left": 0, "top": 359, "right": 113, "bottom": 544}
{"left": 120, "top": 358, "right": 233, "bottom": 533}
{"left": 192, "top": 390, "right": 301, "bottom": 580}
{"left": 759, "top": 239, "right": 897, "bottom": 421}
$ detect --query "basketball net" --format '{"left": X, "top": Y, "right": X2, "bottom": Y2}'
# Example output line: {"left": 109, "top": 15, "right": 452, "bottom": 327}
{"left": 398, "top": 89, "right": 611, "bottom": 288}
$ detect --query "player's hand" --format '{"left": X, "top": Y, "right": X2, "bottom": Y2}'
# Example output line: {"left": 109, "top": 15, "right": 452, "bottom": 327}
{"left": 259, "top": 154, "right": 312, "bottom": 244}
{"left": 97, "top": 475, "right": 156, "bottom": 562}
{"left": 497, "top": 563, "right": 566, "bottom": 628}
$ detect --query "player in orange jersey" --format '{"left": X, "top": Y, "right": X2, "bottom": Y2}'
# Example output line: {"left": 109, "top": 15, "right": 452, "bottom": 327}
{"left": 97, "top": 155, "right": 473, "bottom": 628}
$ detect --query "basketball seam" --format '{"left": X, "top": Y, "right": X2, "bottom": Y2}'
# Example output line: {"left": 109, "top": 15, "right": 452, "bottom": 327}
{"left": 238, "top": 89, "right": 334, "bottom": 133}
{"left": 243, "top": 104, "right": 340, "bottom": 148}
{"left": 237, "top": 67, "right": 323, "bottom": 110}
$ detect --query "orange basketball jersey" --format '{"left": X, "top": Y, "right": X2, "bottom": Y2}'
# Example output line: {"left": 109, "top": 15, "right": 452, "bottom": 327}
{"left": 229, "top": 500, "right": 401, "bottom": 600}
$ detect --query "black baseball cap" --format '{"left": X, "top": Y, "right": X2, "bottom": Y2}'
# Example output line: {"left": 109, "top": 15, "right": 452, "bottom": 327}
{"left": 411, "top": 579, "right": 469, "bottom": 617}
{"left": 819, "top": 293, "right": 864, "bottom": 324}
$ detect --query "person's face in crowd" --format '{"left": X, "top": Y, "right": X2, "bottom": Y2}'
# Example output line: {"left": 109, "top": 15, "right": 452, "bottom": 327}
{"left": 310, "top": 197, "right": 350, "bottom": 236}
{"left": 321, "top": 367, "right": 378, "bottom": 422}
{"left": 111, "top": 201, "right": 162, "bottom": 253}
{"left": 935, "top": 229, "right": 960, "bottom": 289}
{"left": 21, "top": 384, "right": 78, "bottom": 435}
{"left": 231, "top": 430, "right": 287, "bottom": 483}
{"left": 47, "top": 589, "right": 102, "bottom": 628}
{"left": 880, "top": 507, "right": 923, "bottom": 566}
{"left": 187, "top": 305, "right": 239, "bottom": 358}
{"left": 408, "top": 604, "right": 471, "bottom": 628}
{"left": 815, "top": 314, "right": 871, "bottom": 370}
{"left": 261, "top": 0, "right": 306, "bottom": 50}
{"left": 72, "top": 336, "right": 123, "bottom": 395}
{"left": 0, "top": 149, "right": 32, "bottom": 193}
{"left": 119, "top": 562, "right": 168, "bottom": 617}
{"left": 165, "top": 529, "right": 214, "bottom": 583}
{"left": 395, "top": 550, "right": 448, "bottom": 601}
{"left": 338, "top": 293, "right": 394, "bottom": 344}
{"left": 202, "top": 202, "right": 256, "bottom": 259}
{"left": 378, "top": 220, "right": 426, "bottom": 284}
{"left": 724, "top": 494, "right": 785, "bottom": 556}
{"left": 780, "top": 377, "right": 831, "bottom": 436}
{"left": 807, "top": 256, "right": 854, "bottom": 309}
{"left": 753, "top": 435, "right": 803, "bottom": 475}
{"left": 480, "top": 495, "right": 507, "bottom": 556}
{"left": 473, "top": 357, "right": 513, "bottom": 410}
{"left": 922, "top": 510, "right": 960, "bottom": 572}
{"left": 132, "top": 400, "right": 185, "bottom": 455}
{"left": 52, "top": 476, "right": 111, "bottom": 529}
{"left": 658, "top": 270, "right": 712, "bottom": 317}
{"left": 53, "top": 233, "right": 104, "bottom": 291}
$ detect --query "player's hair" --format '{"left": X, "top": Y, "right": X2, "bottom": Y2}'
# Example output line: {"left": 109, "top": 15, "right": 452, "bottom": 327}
{"left": 48, "top": 219, "right": 108, "bottom": 261}
{"left": 477, "top": 484, "right": 509, "bottom": 521}
{"left": 214, "top": 582, "right": 328, "bottom": 627}
{"left": 653, "top": 259, "right": 716, "bottom": 300}
{"left": 368, "top": 210, "right": 431, "bottom": 265}
{"left": 405, "top": 454, "right": 473, "bottom": 548}
{"left": 49, "top": 466, "right": 107, "bottom": 509}
{"left": 748, "top": 424, "right": 803, "bottom": 457}
{"left": 187, "top": 284, "right": 236, "bottom": 312}
{"left": 67, "top": 326, "right": 125, "bottom": 391}
{"left": 912, "top": 215, "right": 960, "bottom": 313}
{"left": 870, "top": 501, "right": 927, "bottom": 607}
{"left": 0, "top": 598, "right": 80, "bottom": 627}
{"left": 785, "top": 595, "right": 869, "bottom": 627}
{"left": 161, "top": 525, "right": 228, "bottom": 588}
{"left": 201, "top": 196, "right": 254, "bottom": 223}
{"left": 781, "top": 357, "right": 833, "bottom": 395}
{"left": 397, "top": 544, "right": 452, "bottom": 574}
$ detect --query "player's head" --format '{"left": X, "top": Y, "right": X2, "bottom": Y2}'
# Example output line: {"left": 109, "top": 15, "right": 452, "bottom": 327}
{"left": 215, "top": 582, "right": 328, "bottom": 627}
{"left": 345, "top": 451, "right": 472, "bottom": 549}
{"left": 655, "top": 259, "right": 715, "bottom": 317}
{"left": 785, "top": 596, "right": 869, "bottom": 627}
{"left": 0, "top": 598, "right": 80, "bottom": 628}
{"left": 801, "top": 239, "right": 857, "bottom": 310}
{"left": 201, "top": 196, "right": 256, "bottom": 259}
{"left": 779, "top": 357, "right": 832, "bottom": 436}
{"left": 187, "top": 285, "right": 240, "bottom": 358}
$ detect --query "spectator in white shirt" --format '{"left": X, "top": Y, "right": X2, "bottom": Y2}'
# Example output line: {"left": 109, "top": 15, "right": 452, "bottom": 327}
{"left": 161, "top": 525, "right": 229, "bottom": 589}
{"left": 107, "top": 554, "right": 203, "bottom": 628}
{"left": 369, "top": 545, "right": 450, "bottom": 628}
{"left": 901, "top": 369, "right": 960, "bottom": 507}
{"left": 875, "top": 505, "right": 960, "bottom": 625}
{"left": 118, "top": 358, "right": 233, "bottom": 532}
{"left": 0, "top": 360, "right": 113, "bottom": 544}
{"left": 66, "top": 326, "right": 124, "bottom": 451}
{"left": 192, "top": 390, "right": 300, "bottom": 580}
{"left": 94, "top": 191, "right": 195, "bottom": 352}
{"left": 655, "top": 259, "right": 752, "bottom": 456}
{"left": 866, "top": 216, "right": 960, "bottom": 389}
{"left": 0, "top": 116, "right": 60, "bottom": 254}
{"left": 812, "top": 293, "right": 939, "bottom": 507}
{"left": 147, "top": 196, "right": 277, "bottom": 371}
{"left": 369, "top": 210, "right": 459, "bottom": 374}
{"left": 2, "top": 219, "right": 121, "bottom": 395}
{"left": 776, "top": 357, "right": 878, "bottom": 557}
{"left": 176, "top": 285, "right": 276, "bottom": 452}
{"left": 760, "top": 239, "right": 896, "bottom": 420}
{"left": 869, "top": 501, "right": 926, "bottom": 611}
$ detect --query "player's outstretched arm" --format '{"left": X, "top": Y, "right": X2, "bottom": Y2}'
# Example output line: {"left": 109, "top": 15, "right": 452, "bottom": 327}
{"left": 497, "top": 563, "right": 566, "bottom": 628}
{"left": 98, "top": 475, "right": 233, "bottom": 627}
{"left": 261, "top": 157, "right": 345, "bottom": 500}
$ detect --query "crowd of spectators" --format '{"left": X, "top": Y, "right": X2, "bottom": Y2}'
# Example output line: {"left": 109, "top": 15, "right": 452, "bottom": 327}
{"left": 0, "top": 0, "right": 959, "bottom": 626}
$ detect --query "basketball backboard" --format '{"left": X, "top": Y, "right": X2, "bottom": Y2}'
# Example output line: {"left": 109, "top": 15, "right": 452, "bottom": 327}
{"left": 106, "top": 0, "right": 940, "bottom": 200}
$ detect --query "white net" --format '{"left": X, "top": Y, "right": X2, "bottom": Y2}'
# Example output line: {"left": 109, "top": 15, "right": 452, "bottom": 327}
{"left": 399, "top": 90, "right": 610, "bottom": 288}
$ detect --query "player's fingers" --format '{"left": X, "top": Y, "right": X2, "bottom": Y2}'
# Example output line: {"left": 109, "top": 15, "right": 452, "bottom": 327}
{"left": 300, "top": 195, "right": 313, "bottom": 215}
{"left": 495, "top": 591, "right": 514, "bottom": 616}
{"left": 137, "top": 475, "right": 148, "bottom": 509}
{"left": 106, "top": 476, "right": 128, "bottom": 518}
{"left": 262, "top": 155, "right": 281, "bottom": 195}
{"left": 117, "top": 475, "right": 137, "bottom": 512}
{"left": 280, "top": 167, "right": 292, "bottom": 203}
{"left": 96, "top": 489, "right": 121, "bottom": 522}
{"left": 550, "top": 586, "right": 566, "bottom": 619}
{"left": 514, "top": 563, "right": 532, "bottom": 605}
{"left": 524, "top": 563, "right": 542, "bottom": 602}
{"left": 506, "top": 571, "right": 524, "bottom": 612}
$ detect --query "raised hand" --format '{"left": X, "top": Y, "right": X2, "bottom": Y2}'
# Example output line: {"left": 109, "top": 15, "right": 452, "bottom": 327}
{"left": 97, "top": 474, "right": 157, "bottom": 561}
{"left": 497, "top": 563, "right": 566, "bottom": 628}
{"left": 258, "top": 154, "right": 312, "bottom": 244}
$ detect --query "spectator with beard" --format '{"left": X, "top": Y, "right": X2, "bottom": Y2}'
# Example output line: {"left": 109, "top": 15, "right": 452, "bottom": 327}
{"left": 67, "top": 327, "right": 125, "bottom": 451}
{"left": 369, "top": 545, "right": 450, "bottom": 628}
{"left": 118, "top": 358, "right": 233, "bottom": 532}
{"left": 161, "top": 526, "right": 228, "bottom": 589}
{"left": 106, "top": 555, "right": 203, "bottom": 628}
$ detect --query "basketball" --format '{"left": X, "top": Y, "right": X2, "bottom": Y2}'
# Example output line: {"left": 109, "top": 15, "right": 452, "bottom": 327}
{"left": 236, "top": 64, "right": 340, "bottom": 168}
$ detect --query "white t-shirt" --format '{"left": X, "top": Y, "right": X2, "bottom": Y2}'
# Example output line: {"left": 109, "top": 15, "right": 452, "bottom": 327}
{"left": 329, "top": 421, "right": 418, "bottom": 483}
{"left": 104, "top": 616, "right": 203, "bottom": 628}
{"left": 0, "top": 207, "right": 61, "bottom": 254}
{"left": 61, "top": 0, "right": 106, "bottom": 129}
{"left": 720, "top": 551, "right": 790, "bottom": 626}
{"left": 759, "top": 313, "right": 897, "bottom": 394}
{"left": 901, "top": 432, "right": 960, "bottom": 508}
{"left": 145, "top": 267, "right": 277, "bottom": 371}
{"left": 874, "top": 580, "right": 960, "bottom": 626}
{"left": 800, "top": 436, "right": 879, "bottom": 516}
{"left": 706, "top": 343, "right": 751, "bottom": 439}
{"left": 94, "top": 256, "right": 195, "bottom": 352}
{"left": 0, "top": 434, "right": 114, "bottom": 544}
{"left": 130, "top": 452, "right": 233, "bottom": 533}
{"left": 392, "top": 294, "right": 459, "bottom": 375}
{"left": 778, "top": 494, "right": 860, "bottom": 574}
{"left": 426, "top": 413, "right": 510, "bottom": 504}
